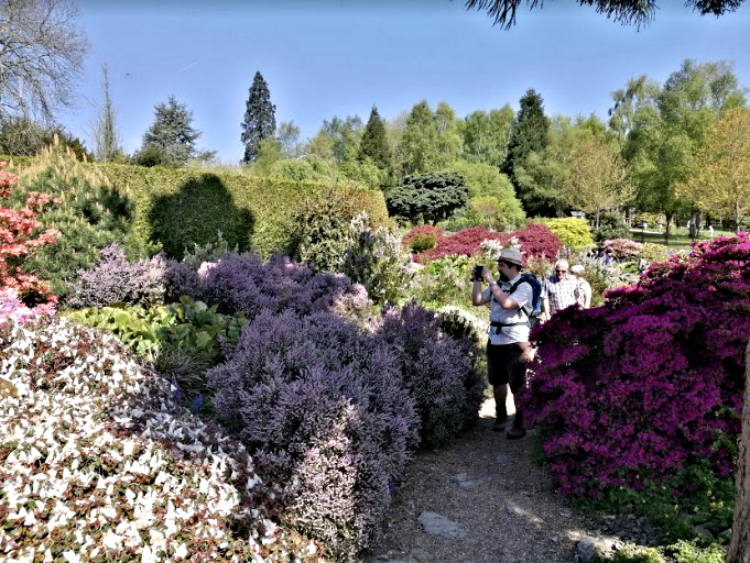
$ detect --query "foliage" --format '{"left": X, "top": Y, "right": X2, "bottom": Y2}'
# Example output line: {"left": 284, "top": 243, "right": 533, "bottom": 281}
{"left": 536, "top": 217, "right": 594, "bottom": 250}
{"left": 340, "top": 214, "right": 414, "bottom": 305}
{"left": 611, "top": 545, "right": 664, "bottom": 563}
{"left": 100, "top": 162, "right": 388, "bottom": 260}
{"left": 0, "top": 315, "right": 316, "bottom": 561}
{"left": 665, "top": 540, "right": 726, "bottom": 563}
{"left": 602, "top": 238, "right": 644, "bottom": 260}
{"left": 201, "top": 252, "right": 372, "bottom": 325}
{"left": 415, "top": 225, "right": 506, "bottom": 261}
{"left": 460, "top": 105, "right": 514, "bottom": 167}
{"left": 410, "top": 232, "right": 438, "bottom": 253}
{"left": 208, "top": 309, "right": 419, "bottom": 561}
{"left": 387, "top": 172, "right": 469, "bottom": 226}
{"left": 138, "top": 95, "right": 214, "bottom": 165}
{"left": 0, "top": 287, "right": 55, "bottom": 327}
{"left": 0, "top": 117, "right": 93, "bottom": 161}
{"left": 241, "top": 71, "right": 277, "bottom": 164}
{"left": 397, "top": 101, "right": 462, "bottom": 175}
{"left": 358, "top": 106, "right": 391, "bottom": 170}
{"left": 0, "top": 162, "right": 58, "bottom": 305}
{"left": 180, "top": 230, "right": 238, "bottom": 270}
{"left": 513, "top": 221, "right": 564, "bottom": 263}
{"left": 521, "top": 234, "right": 750, "bottom": 503}
{"left": 639, "top": 242, "right": 671, "bottom": 264}
{"left": 92, "top": 63, "right": 122, "bottom": 162}
{"left": 372, "top": 300, "right": 485, "bottom": 448}
{"left": 68, "top": 243, "right": 166, "bottom": 308}
{"left": 0, "top": 0, "right": 88, "bottom": 122}
{"left": 679, "top": 106, "right": 750, "bottom": 231}
{"left": 594, "top": 211, "right": 631, "bottom": 243}
{"left": 411, "top": 254, "right": 473, "bottom": 310}
{"left": 291, "top": 194, "right": 355, "bottom": 272}
{"left": 14, "top": 145, "right": 138, "bottom": 298}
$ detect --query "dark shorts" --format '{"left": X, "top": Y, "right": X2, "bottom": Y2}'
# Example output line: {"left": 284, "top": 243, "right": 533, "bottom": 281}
{"left": 486, "top": 342, "right": 527, "bottom": 394}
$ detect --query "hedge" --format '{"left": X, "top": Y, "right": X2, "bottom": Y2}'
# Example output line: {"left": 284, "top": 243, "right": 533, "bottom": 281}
{"left": 98, "top": 164, "right": 388, "bottom": 259}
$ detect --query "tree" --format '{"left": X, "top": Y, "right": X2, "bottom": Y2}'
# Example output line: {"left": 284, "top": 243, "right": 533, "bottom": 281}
{"left": 728, "top": 339, "right": 750, "bottom": 563}
{"left": 464, "top": 0, "right": 745, "bottom": 29}
{"left": 503, "top": 89, "right": 550, "bottom": 212}
{"left": 0, "top": 0, "right": 88, "bottom": 122}
{"left": 241, "top": 71, "right": 276, "bottom": 164}
{"left": 139, "top": 95, "right": 212, "bottom": 165}
{"left": 275, "top": 121, "right": 301, "bottom": 158}
{"left": 92, "top": 63, "right": 121, "bottom": 162}
{"left": 398, "top": 101, "right": 462, "bottom": 176}
{"left": 565, "top": 134, "right": 629, "bottom": 228}
{"left": 386, "top": 172, "right": 468, "bottom": 225}
{"left": 358, "top": 106, "right": 391, "bottom": 169}
{"left": 461, "top": 104, "right": 514, "bottom": 166}
{"left": 0, "top": 116, "right": 92, "bottom": 160}
{"left": 679, "top": 107, "right": 750, "bottom": 231}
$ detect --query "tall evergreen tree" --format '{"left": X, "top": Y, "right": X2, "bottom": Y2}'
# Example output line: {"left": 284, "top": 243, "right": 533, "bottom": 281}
{"left": 241, "top": 71, "right": 276, "bottom": 164}
{"left": 93, "top": 63, "right": 121, "bottom": 162}
{"left": 140, "top": 95, "right": 203, "bottom": 165}
{"left": 358, "top": 106, "right": 391, "bottom": 169}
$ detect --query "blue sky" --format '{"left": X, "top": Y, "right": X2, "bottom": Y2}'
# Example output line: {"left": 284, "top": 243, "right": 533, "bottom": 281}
{"left": 59, "top": 0, "right": 750, "bottom": 163}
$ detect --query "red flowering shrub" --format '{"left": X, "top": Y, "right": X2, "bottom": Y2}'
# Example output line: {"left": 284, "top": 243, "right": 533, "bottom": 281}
{"left": 0, "top": 163, "right": 58, "bottom": 306}
{"left": 409, "top": 221, "right": 563, "bottom": 264}
{"left": 521, "top": 233, "right": 750, "bottom": 498}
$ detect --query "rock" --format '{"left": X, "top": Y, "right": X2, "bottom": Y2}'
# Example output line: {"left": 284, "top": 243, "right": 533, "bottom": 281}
{"left": 505, "top": 500, "right": 543, "bottom": 524}
{"left": 576, "top": 536, "right": 617, "bottom": 563}
{"left": 417, "top": 511, "right": 467, "bottom": 539}
{"left": 452, "top": 473, "right": 483, "bottom": 489}
{"left": 410, "top": 548, "right": 433, "bottom": 561}
{"left": 692, "top": 524, "right": 715, "bottom": 541}
{"left": 720, "top": 528, "right": 732, "bottom": 540}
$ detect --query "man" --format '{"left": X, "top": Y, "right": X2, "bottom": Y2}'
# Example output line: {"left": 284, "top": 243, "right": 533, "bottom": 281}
{"left": 542, "top": 259, "right": 579, "bottom": 320}
{"left": 471, "top": 248, "right": 532, "bottom": 439}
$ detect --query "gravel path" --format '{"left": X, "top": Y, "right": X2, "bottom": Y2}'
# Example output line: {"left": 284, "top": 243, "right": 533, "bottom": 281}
{"left": 362, "top": 397, "right": 594, "bottom": 563}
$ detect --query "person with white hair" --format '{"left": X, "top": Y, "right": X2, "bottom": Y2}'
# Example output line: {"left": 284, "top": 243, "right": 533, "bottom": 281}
{"left": 542, "top": 259, "right": 579, "bottom": 319}
{"left": 570, "top": 264, "right": 591, "bottom": 309}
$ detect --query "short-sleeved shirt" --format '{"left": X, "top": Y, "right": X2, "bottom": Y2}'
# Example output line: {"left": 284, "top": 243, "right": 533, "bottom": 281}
{"left": 543, "top": 274, "right": 579, "bottom": 316}
{"left": 481, "top": 274, "right": 533, "bottom": 346}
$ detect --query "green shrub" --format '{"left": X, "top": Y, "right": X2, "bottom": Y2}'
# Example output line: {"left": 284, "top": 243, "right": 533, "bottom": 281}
{"left": 14, "top": 144, "right": 146, "bottom": 298}
{"left": 594, "top": 211, "right": 630, "bottom": 243}
{"left": 181, "top": 230, "right": 238, "bottom": 269}
{"left": 410, "top": 232, "right": 437, "bottom": 253}
{"left": 611, "top": 545, "right": 664, "bottom": 563}
{"left": 664, "top": 540, "right": 726, "bottom": 563}
{"left": 536, "top": 217, "right": 594, "bottom": 250}
{"left": 639, "top": 242, "right": 671, "bottom": 264}
{"left": 100, "top": 162, "right": 387, "bottom": 260}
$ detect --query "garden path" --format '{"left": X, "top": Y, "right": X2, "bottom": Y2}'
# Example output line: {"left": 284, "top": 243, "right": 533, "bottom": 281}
{"left": 362, "top": 397, "right": 595, "bottom": 563}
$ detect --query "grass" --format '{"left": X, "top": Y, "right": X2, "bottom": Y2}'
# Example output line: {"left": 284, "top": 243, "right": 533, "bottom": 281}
{"left": 630, "top": 227, "right": 737, "bottom": 249}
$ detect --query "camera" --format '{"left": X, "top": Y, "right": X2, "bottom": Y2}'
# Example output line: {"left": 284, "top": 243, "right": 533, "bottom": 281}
{"left": 472, "top": 265, "right": 484, "bottom": 282}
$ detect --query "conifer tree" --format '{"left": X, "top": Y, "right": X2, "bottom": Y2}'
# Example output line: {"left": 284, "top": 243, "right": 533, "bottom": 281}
{"left": 503, "top": 89, "right": 550, "bottom": 182}
{"left": 358, "top": 106, "right": 391, "bottom": 169}
{"left": 140, "top": 95, "right": 203, "bottom": 165}
{"left": 241, "top": 71, "right": 276, "bottom": 164}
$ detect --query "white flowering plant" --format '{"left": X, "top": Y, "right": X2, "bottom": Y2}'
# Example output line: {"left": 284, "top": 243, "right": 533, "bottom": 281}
{"left": 0, "top": 317, "right": 324, "bottom": 562}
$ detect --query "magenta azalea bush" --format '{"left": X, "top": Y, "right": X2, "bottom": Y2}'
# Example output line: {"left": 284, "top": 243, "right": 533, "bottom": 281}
{"left": 207, "top": 309, "right": 419, "bottom": 562}
{"left": 521, "top": 233, "right": 750, "bottom": 497}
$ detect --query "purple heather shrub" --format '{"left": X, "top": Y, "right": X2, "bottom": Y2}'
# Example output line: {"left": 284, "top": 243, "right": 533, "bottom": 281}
{"left": 203, "top": 253, "right": 372, "bottom": 324}
{"left": 0, "top": 287, "right": 55, "bottom": 327}
{"left": 69, "top": 243, "right": 167, "bottom": 308}
{"left": 372, "top": 300, "right": 485, "bottom": 448}
{"left": 164, "top": 258, "right": 206, "bottom": 303}
{"left": 207, "top": 309, "right": 418, "bottom": 562}
{"left": 521, "top": 233, "right": 750, "bottom": 498}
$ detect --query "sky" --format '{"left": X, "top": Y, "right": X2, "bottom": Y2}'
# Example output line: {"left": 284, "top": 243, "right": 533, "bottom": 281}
{"left": 58, "top": 0, "right": 750, "bottom": 164}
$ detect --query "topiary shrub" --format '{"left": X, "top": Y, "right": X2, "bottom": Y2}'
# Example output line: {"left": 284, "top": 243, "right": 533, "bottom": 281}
{"left": 372, "top": 300, "right": 485, "bottom": 448}
{"left": 522, "top": 233, "right": 750, "bottom": 503}
{"left": 68, "top": 243, "right": 167, "bottom": 308}
{"left": 536, "top": 217, "right": 594, "bottom": 251}
{"left": 207, "top": 309, "right": 418, "bottom": 561}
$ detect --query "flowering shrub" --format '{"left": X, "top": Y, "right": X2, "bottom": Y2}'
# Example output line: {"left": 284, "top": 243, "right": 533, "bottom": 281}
{"left": 0, "top": 287, "right": 55, "bottom": 327}
{"left": 0, "top": 316, "right": 322, "bottom": 562}
{"left": 340, "top": 214, "right": 414, "bottom": 305}
{"left": 372, "top": 300, "right": 485, "bottom": 448}
{"left": 203, "top": 253, "right": 372, "bottom": 325}
{"left": 512, "top": 221, "right": 564, "bottom": 263}
{"left": 602, "top": 238, "right": 644, "bottom": 261}
{"left": 0, "top": 162, "right": 59, "bottom": 306}
{"left": 522, "top": 233, "right": 750, "bottom": 500}
{"left": 208, "top": 309, "right": 418, "bottom": 562}
{"left": 69, "top": 243, "right": 167, "bottom": 308}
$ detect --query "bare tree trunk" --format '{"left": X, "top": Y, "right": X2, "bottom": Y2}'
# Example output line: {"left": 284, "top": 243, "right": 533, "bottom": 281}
{"left": 727, "top": 340, "right": 750, "bottom": 563}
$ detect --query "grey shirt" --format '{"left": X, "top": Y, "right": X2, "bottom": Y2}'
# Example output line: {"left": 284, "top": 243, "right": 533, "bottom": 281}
{"left": 481, "top": 273, "right": 533, "bottom": 345}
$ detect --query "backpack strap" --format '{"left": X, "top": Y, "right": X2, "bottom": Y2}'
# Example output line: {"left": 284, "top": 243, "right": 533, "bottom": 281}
{"left": 507, "top": 279, "right": 532, "bottom": 320}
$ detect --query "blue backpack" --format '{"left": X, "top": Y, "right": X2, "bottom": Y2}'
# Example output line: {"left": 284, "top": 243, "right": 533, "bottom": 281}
{"left": 508, "top": 273, "right": 543, "bottom": 326}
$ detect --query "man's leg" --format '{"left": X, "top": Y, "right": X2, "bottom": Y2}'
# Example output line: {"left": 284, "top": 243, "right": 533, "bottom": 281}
{"left": 493, "top": 384, "right": 508, "bottom": 430}
{"left": 506, "top": 343, "right": 527, "bottom": 440}
{"left": 486, "top": 344, "right": 509, "bottom": 431}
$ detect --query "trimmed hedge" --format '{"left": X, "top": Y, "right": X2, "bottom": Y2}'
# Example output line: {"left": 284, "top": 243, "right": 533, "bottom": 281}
{"left": 99, "top": 164, "right": 388, "bottom": 259}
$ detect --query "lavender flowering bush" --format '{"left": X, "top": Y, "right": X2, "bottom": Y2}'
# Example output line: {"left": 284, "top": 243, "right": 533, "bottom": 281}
{"left": 69, "top": 243, "right": 167, "bottom": 308}
{"left": 203, "top": 253, "right": 372, "bottom": 324}
{"left": 372, "top": 300, "right": 485, "bottom": 448}
{"left": 0, "top": 316, "right": 323, "bottom": 562}
{"left": 522, "top": 233, "right": 750, "bottom": 500}
{"left": 208, "top": 309, "right": 418, "bottom": 561}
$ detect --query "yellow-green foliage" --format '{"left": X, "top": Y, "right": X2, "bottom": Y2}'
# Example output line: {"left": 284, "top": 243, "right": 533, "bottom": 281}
{"left": 536, "top": 217, "right": 594, "bottom": 250}
{"left": 100, "top": 163, "right": 388, "bottom": 259}
{"left": 0, "top": 155, "right": 33, "bottom": 169}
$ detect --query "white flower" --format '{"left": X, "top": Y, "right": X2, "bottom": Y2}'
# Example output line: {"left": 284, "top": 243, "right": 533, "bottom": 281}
{"left": 62, "top": 552, "right": 81, "bottom": 563}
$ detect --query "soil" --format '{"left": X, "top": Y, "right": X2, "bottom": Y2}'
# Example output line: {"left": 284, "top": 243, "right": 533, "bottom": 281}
{"left": 361, "top": 397, "right": 597, "bottom": 563}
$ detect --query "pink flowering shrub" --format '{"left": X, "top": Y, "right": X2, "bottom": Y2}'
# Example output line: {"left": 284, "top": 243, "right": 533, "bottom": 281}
{"left": 410, "top": 222, "right": 563, "bottom": 264}
{"left": 521, "top": 233, "right": 750, "bottom": 498}
{"left": 601, "top": 237, "right": 644, "bottom": 261}
{"left": 0, "top": 287, "right": 55, "bottom": 327}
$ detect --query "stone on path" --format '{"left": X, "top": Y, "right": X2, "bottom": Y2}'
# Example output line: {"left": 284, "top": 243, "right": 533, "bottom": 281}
{"left": 576, "top": 536, "right": 618, "bottom": 563}
{"left": 417, "top": 511, "right": 467, "bottom": 539}
{"left": 452, "top": 472, "right": 484, "bottom": 489}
